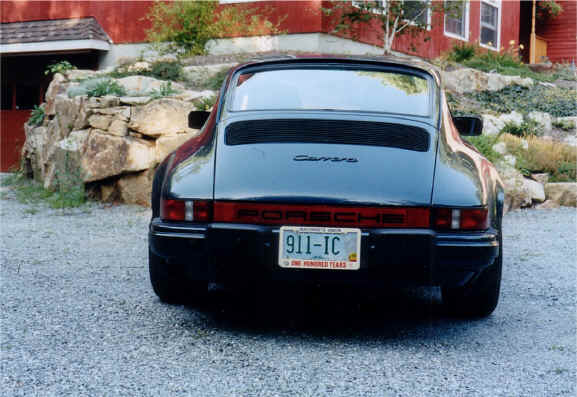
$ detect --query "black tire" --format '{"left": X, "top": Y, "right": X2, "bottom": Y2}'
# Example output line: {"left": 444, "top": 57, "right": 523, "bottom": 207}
{"left": 442, "top": 231, "right": 502, "bottom": 318}
{"left": 149, "top": 248, "right": 208, "bottom": 304}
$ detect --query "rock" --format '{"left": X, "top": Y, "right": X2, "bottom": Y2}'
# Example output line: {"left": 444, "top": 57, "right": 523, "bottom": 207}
{"left": 44, "top": 73, "right": 68, "bottom": 115}
{"left": 86, "top": 96, "right": 120, "bottom": 109}
{"left": 535, "top": 200, "right": 560, "bottom": 210}
{"left": 504, "top": 154, "right": 517, "bottom": 167}
{"left": 527, "top": 111, "right": 552, "bottom": 135}
{"left": 531, "top": 173, "right": 549, "bottom": 185}
{"left": 544, "top": 183, "right": 577, "bottom": 207}
{"left": 127, "top": 61, "right": 151, "bottom": 73}
{"left": 492, "top": 142, "right": 507, "bottom": 155}
{"left": 93, "top": 106, "right": 130, "bottom": 121}
{"left": 65, "top": 69, "right": 103, "bottom": 81}
{"left": 117, "top": 169, "right": 155, "bottom": 207}
{"left": 43, "top": 130, "right": 89, "bottom": 190}
{"left": 172, "top": 90, "right": 216, "bottom": 102}
{"left": 116, "top": 76, "right": 185, "bottom": 96}
{"left": 155, "top": 133, "right": 196, "bottom": 163}
{"left": 482, "top": 111, "right": 523, "bottom": 135}
{"left": 497, "top": 162, "right": 532, "bottom": 211}
{"left": 88, "top": 114, "right": 113, "bottom": 130}
{"left": 119, "top": 96, "right": 152, "bottom": 106}
{"left": 524, "top": 178, "right": 546, "bottom": 203}
{"left": 54, "top": 95, "right": 91, "bottom": 135}
{"left": 562, "top": 136, "right": 577, "bottom": 147}
{"left": 183, "top": 63, "right": 235, "bottom": 87}
{"left": 443, "top": 68, "right": 533, "bottom": 94}
{"left": 81, "top": 131, "right": 155, "bottom": 182}
{"left": 107, "top": 119, "right": 128, "bottom": 137}
{"left": 128, "top": 98, "right": 197, "bottom": 137}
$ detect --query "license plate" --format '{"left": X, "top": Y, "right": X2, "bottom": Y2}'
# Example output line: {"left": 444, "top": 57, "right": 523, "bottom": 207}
{"left": 278, "top": 226, "right": 361, "bottom": 270}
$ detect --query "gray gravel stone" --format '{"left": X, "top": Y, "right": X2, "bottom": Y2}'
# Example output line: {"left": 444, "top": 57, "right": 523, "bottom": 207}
{"left": 1, "top": 176, "right": 575, "bottom": 396}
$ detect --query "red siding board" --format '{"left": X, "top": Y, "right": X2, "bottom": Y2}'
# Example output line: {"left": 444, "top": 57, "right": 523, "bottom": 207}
{"left": 537, "top": 0, "right": 577, "bottom": 63}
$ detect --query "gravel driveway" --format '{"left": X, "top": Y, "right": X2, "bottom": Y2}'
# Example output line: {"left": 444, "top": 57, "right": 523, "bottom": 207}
{"left": 1, "top": 180, "right": 575, "bottom": 397}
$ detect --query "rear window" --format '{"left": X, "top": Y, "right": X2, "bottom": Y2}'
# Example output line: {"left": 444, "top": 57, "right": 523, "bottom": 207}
{"left": 230, "top": 68, "right": 431, "bottom": 116}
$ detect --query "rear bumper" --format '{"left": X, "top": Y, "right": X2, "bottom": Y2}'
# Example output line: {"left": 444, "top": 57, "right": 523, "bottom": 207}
{"left": 149, "top": 219, "right": 499, "bottom": 288}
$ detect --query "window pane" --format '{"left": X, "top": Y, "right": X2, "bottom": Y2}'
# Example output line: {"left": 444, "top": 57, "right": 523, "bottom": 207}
{"left": 445, "top": 1, "right": 466, "bottom": 37}
{"left": 480, "top": 26, "right": 497, "bottom": 47}
{"left": 481, "top": 2, "right": 497, "bottom": 27}
{"left": 403, "top": 1, "right": 428, "bottom": 25}
{"left": 231, "top": 69, "right": 431, "bottom": 117}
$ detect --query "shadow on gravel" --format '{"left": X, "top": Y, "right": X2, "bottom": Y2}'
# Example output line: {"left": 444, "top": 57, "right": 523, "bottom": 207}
{"left": 185, "top": 284, "right": 482, "bottom": 341}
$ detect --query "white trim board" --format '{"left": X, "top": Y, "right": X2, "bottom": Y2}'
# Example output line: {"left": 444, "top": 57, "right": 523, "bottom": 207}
{"left": 0, "top": 39, "right": 110, "bottom": 54}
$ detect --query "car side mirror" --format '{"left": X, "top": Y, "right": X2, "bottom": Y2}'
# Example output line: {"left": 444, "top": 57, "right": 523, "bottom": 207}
{"left": 188, "top": 111, "right": 210, "bottom": 129}
{"left": 453, "top": 116, "right": 483, "bottom": 136}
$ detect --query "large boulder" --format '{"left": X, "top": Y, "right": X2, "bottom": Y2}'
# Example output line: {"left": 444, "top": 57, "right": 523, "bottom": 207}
{"left": 527, "top": 111, "right": 553, "bottom": 136}
{"left": 524, "top": 178, "right": 546, "bottom": 203}
{"left": 116, "top": 76, "right": 185, "bottom": 96}
{"left": 497, "top": 162, "right": 532, "bottom": 211}
{"left": 44, "top": 73, "right": 68, "bottom": 115}
{"left": 128, "top": 98, "right": 197, "bottom": 137}
{"left": 117, "top": 168, "right": 155, "bottom": 207}
{"left": 43, "top": 130, "right": 90, "bottom": 190}
{"left": 54, "top": 95, "right": 91, "bottom": 136}
{"left": 443, "top": 68, "right": 533, "bottom": 94}
{"left": 482, "top": 111, "right": 524, "bottom": 135}
{"left": 155, "top": 132, "right": 196, "bottom": 163}
{"left": 545, "top": 183, "right": 577, "bottom": 207}
{"left": 81, "top": 131, "right": 155, "bottom": 182}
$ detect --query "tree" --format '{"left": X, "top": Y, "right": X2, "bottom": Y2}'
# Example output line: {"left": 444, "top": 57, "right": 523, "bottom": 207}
{"left": 145, "top": 1, "right": 285, "bottom": 56}
{"left": 324, "top": 0, "right": 461, "bottom": 55}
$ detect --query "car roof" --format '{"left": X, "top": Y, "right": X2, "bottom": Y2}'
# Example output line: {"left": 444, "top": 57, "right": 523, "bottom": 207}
{"left": 232, "top": 53, "right": 441, "bottom": 84}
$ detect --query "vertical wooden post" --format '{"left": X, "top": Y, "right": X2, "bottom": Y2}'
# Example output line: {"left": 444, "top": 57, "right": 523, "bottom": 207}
{"left": 530, "top": 0, "right": 536, "bottom": 64}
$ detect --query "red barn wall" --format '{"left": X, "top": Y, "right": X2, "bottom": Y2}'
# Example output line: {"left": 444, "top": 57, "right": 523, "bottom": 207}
{"left": 537, "top": 0, "right": 577, "bottom": 63}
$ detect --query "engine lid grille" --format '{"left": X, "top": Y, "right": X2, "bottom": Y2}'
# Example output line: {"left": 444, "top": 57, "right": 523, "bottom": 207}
{"left": 225, "top": 119, "right": 430, "bottom": 152}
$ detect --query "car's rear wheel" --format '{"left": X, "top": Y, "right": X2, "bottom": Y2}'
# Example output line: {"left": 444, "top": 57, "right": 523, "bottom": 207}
{"left": 149, "top": 248, "right": 208, "bottom": 304}
{"left": 442, "top": 231, "right": 502, "bottom": 318}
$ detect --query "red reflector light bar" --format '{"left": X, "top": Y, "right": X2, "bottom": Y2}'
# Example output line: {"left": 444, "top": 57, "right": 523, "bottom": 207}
{"left": 213, "top": 202, "right": 430, "bottom": 228}
{"left": 434, "top": 208, "right": 488, "bottom": 230}
{"left": 160, "top": 199, "right": 213, "bottom": 221}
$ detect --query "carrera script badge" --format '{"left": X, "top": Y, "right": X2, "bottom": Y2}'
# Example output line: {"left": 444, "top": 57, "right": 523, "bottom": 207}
{"left": 293, "top": 155, "right": 358, "bottom": 163}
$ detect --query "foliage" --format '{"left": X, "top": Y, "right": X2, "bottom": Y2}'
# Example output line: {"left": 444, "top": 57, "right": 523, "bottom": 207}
{"left": 536, "top": 0, "right": 563, "bottom": 21}
{"left": 501, "top": 119, "right": 541, "bottom": 137}
{"left": 205, "top": 67, "right": 230, "bottom": 91}
{"left": 28, "top": 105, "right": 45, "bottom": 126}
{"left": 553, "top": 119, "right": 576, "bottom": 131}
{"left": 149, "top": 82, "right": 177, "bottom": 99}
{"left": 471, "top": 85, "right": 577, "bottom": 118}
{"left": 149, "top": 61, "right": 184, "bottom": 81}
{"left": 502, "top": 133, "right": 576, "bottom": 182}
{"left": 466, "top": 133, "right": 503, "bottom": 165}
{"left": 357, "top": 71, "right": 427, "bottom": 94}
{"left": 145, "top": 1, "right": 285, "bottom": 56}
{"left": 45, "top": 60, "right": 76, "bottom": 75}
{"left": 85, "top": 79, "right": 126, "bottom": 97}
{"left": 447, "top": 42, "right": 476, "bottom": 63}
{"left": 324, "top": 0, "right": 460, "bottom": 55}
{"left": 193, "top": 95, "right": 217, "bottom": 111}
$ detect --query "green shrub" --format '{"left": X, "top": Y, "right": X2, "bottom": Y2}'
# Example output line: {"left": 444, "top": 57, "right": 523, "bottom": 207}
{"left": 448, "top": 42, "right": 476, "bottom": 63}
{"left": 471, "top": 85, "right": 577, "bottom": 118}
{"left": 28, "top": 105, "right": 45, "bottom": 126}
{"left": 149, "top": 61, "right": 184, "bottom": 81}
{"left": 149, "top": 82, "right": 177, "bottom": 99}
{"left": 193, "top": 95, "right": 217, "bottom": 111}
{"left": 553, "top": 119, "right": 576, "bottom": 131}
{"left": 466, "top": 134, "right": 503, "bottom": 165}
{"left": 501, "top": 119, "right": 541, "bottom": 137}
{"left": 205, "top": 67, "right": 230, "bottom": 90}
{"left": 86, "top": 79, "right": 126, "bottom": 97}
{"left": 45, "top": 60, "right": 76, "bottom": 75}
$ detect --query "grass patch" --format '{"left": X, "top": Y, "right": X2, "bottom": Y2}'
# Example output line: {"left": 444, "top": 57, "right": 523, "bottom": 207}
{"left": 471, "top": 85, "right": 577, "bottom": 118}
{"left": 502, "top": 134, "right": 577, "bottom": 182}
{"left": 465, "top": 134, "right": 504, "bottom": 165}
{"left": 109, "top": 60, "right": 184, "bottom": 82}
{"left": 553, "top": 119, "right": 576, "bottom": 131}
{"left": 501, "top": 119, "right": 541, "bottom": 137}
{"left": 2, "top": 172, "right": 86, "bottom": 209}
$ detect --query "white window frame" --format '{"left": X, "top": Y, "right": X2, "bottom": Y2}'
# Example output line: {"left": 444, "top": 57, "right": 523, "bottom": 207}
{"left": 479, "top": 0, "right": 501, "bottom": 51}
{"left": 352, "top": 0, "right": 432, "bottom": 30}
{"left": 443, "top": 0, "right": 470, "bottom": 41}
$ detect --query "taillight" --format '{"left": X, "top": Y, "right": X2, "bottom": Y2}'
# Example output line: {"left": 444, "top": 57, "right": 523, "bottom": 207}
{"left": 160, "top": 199, "right": 213, "bottom": 222}
{"left": 434, "top": 208, "right": 488, "bottom": 230}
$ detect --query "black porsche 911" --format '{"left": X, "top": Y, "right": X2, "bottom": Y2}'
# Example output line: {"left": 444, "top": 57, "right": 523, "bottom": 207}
{"left": 149, "top": 55, "right": 504, "bottom": 317}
